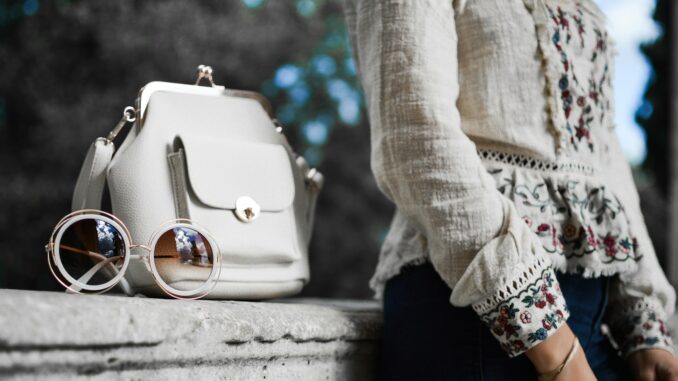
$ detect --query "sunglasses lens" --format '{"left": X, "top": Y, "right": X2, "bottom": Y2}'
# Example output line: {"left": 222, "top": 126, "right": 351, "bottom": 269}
{"left": 54, "top": 217, "right": 127, "bottom": 291}
{"left": 152, "top": 226, "right": 218, "bottom": 297}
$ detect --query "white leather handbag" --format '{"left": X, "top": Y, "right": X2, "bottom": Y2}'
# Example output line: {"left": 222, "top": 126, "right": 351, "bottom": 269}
{"left": 70, "top": 65, "right": 324, "bottom": 299}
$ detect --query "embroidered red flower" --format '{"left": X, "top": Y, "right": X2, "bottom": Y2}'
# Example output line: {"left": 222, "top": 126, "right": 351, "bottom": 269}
{"left": 504, "top": 324, "right": 518, "bottom": 337}
{"left": 545, "top": 292, "right": 556, "bottom": 305}
{"left": 589, "top": 90, "right": 599, "bottom": 102}
{"left": 512, "top": 340, "right": 525, "bottom": 351}
{"left": 603, "top": 235, "right": 616, "bottom": 247}
{"left": 557, "top": 8, "right": 569, "bottom": 29}
{"left": 602, "top": 235, "right": 618, "bottom": 257}
{"left": 575, "top": 126, "right": 589, "bottom": 140}
{"left": 564, "top": 223, "right": 577, "bottom": 238}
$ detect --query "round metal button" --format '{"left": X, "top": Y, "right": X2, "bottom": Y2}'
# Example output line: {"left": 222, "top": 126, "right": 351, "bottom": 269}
{"left": 234, "top": 196, "right": 260, "bottom": 223}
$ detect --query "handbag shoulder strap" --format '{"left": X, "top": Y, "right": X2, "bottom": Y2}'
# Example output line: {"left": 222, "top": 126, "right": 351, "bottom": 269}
{"left": 69, "top": 138, "right": 134, "bottom": 296}
{"left": 71, "top": 107, "right": 136, "bottom": 211}
{"left": 71, "top": 137, "right": 114, "bottom": 211}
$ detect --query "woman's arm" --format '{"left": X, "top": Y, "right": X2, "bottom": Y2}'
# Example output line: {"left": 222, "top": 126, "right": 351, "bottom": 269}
{"left": 601, "top": 131, "right": 677, "bottom": 360}
{"left": 344, "top": 0, "right": 581, "bottom": 364}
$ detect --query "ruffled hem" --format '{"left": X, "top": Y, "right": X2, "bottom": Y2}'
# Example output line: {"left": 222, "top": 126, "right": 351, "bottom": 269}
{"left": 484, "top": 160, "right": 642, "bottom": 277}
{"left": 368, "top": 158, "right": 644, "bottom": 300}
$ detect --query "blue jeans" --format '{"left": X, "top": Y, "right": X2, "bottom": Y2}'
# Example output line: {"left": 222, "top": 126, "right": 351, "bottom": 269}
{"left": 380, "top": 261, "right": 632, "bottom": 381}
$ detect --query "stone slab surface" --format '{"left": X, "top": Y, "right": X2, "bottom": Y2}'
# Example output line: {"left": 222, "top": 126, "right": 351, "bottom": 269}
{"left": 0, "top": 289, "right": 382, "bottom": 380}
{"left": 5, "top": 289, "right": 675, "bottom": 380}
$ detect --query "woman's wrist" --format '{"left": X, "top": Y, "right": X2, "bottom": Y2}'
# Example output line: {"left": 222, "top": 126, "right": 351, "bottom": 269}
{"left": 526, "top": 323, "right": 577, "bottom": 372}
{"left": 526, "top": 323, "right": 595, "bottom": 380}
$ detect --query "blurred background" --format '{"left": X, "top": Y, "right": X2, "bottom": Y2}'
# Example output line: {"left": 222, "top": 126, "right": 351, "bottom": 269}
{"left": 0, "top": 0, "right": 675, "bottom": 299}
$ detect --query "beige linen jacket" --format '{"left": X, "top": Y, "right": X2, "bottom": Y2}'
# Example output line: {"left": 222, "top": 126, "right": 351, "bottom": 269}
{"left": 343, "top": 0, "right": 676, "bottom": 358}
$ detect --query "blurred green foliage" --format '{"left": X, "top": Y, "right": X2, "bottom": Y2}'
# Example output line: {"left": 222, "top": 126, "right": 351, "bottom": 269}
{"left": 243, "top": 0, "right": 364, "bottom": 167}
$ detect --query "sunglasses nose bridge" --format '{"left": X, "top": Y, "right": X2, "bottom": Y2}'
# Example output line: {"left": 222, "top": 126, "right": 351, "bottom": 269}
{"left": 130, "top": 244, "right": 152, "bottom": 252}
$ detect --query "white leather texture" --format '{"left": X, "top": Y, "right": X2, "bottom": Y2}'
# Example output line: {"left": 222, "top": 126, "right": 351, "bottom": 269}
{"left": 105, "top": 83, "right": 316, "bottom": 299}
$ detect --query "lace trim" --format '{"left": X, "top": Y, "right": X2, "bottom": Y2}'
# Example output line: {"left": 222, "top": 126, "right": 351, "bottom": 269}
{"left": 478, "top": 148, "right": 595, "bottom": 175}
{"left": 472, "top": 256, "right": 551, "bottom": 316}
{"left": 473, "top": 258, "right": 570, "bottom": 357}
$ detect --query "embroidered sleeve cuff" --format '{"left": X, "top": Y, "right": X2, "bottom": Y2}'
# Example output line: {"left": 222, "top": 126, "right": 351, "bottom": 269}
{"left": 471, "top": 257, "right": 570, "bottom": 357}
{"left": 606, "top": 299, "right": 674, "bottom": 357}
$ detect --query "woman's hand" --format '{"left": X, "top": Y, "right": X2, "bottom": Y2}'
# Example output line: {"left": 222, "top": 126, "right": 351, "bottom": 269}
{"left": 628, "top": 348, "right": 678, "bottom": 381}
{"left": 526, "top": 322, "right": 596, "bottom": 380}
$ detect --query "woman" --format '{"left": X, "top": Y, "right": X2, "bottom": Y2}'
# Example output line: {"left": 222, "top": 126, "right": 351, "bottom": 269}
{"left": 343, "top": 0, "right": 678, "bottom": 380}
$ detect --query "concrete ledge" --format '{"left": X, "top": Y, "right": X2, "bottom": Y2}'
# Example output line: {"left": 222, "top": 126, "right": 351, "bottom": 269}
{"left": 0, "top": 289, "right": 382, "bottom": 380}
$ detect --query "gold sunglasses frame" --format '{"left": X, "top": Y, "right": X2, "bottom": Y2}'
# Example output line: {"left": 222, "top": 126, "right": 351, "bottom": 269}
{"left": 45, "top": 209, "right": 222, "bottom": 300}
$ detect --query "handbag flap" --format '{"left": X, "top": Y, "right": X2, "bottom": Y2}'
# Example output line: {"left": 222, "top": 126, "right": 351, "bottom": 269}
{"left": 177, "top": 134, "right": 296, "bottom": 212}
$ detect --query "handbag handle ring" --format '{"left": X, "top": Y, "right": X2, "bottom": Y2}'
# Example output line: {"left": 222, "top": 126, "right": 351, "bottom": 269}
{"left": 195, "top": 65, "right": 223, "bottom": 88}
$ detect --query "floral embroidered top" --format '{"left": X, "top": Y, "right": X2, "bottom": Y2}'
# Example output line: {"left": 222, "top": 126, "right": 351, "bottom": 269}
{"left": 343, "top": 0, "right": 676, "bottom": 358}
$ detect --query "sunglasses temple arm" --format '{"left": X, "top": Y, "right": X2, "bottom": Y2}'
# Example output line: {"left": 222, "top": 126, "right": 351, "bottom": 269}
{"left": 57, "top": 244, "right": 135, "bottom": 296}
{"left": 66, "top": 263, "right": 135, "bottom": 296}
{"left": 92, "top": 264, "right": 135, "bottom": 296}
{"left": 117, "top": 275, "right": 135, "bottom": 296}
{"left": 66, "top": 256, "right": 122, "bottom": 294}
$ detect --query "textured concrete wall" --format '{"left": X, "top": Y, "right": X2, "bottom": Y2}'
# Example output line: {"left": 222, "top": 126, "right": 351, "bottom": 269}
{"left": 0, "top": 290, "right": 382, "bottom": 380}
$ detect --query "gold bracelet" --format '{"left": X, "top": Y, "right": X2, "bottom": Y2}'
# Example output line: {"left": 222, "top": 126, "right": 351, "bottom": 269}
{"left": 537, "top": 336, "right": 580, "bottom": 381}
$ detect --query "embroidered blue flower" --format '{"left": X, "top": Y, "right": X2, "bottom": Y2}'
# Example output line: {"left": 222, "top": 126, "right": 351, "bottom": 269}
{"left": 529, "top": 328, "right": 548, "bottom": 342}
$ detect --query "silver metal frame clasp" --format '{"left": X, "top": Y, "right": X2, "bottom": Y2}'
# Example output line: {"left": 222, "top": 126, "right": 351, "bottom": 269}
{"left": 195, "top": 65, "right": 224, "bottom": 88}
{"left": 104, "top": 106, "right": 137, "bottom": 144}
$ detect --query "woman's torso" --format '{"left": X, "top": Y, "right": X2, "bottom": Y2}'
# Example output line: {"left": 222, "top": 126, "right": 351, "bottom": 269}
{"left": 368, "top": 0, "right": 647, "bottom": 299}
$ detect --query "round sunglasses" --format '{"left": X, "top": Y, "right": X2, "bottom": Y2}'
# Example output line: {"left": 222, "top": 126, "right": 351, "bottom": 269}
{"left": 45, "top": 209, "right": 222, "bottom": 300}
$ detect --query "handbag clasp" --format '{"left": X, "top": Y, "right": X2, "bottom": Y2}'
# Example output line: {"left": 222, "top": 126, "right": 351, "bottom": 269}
{"left": 234, "top": 196, "right": 261, "bottom": 223}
